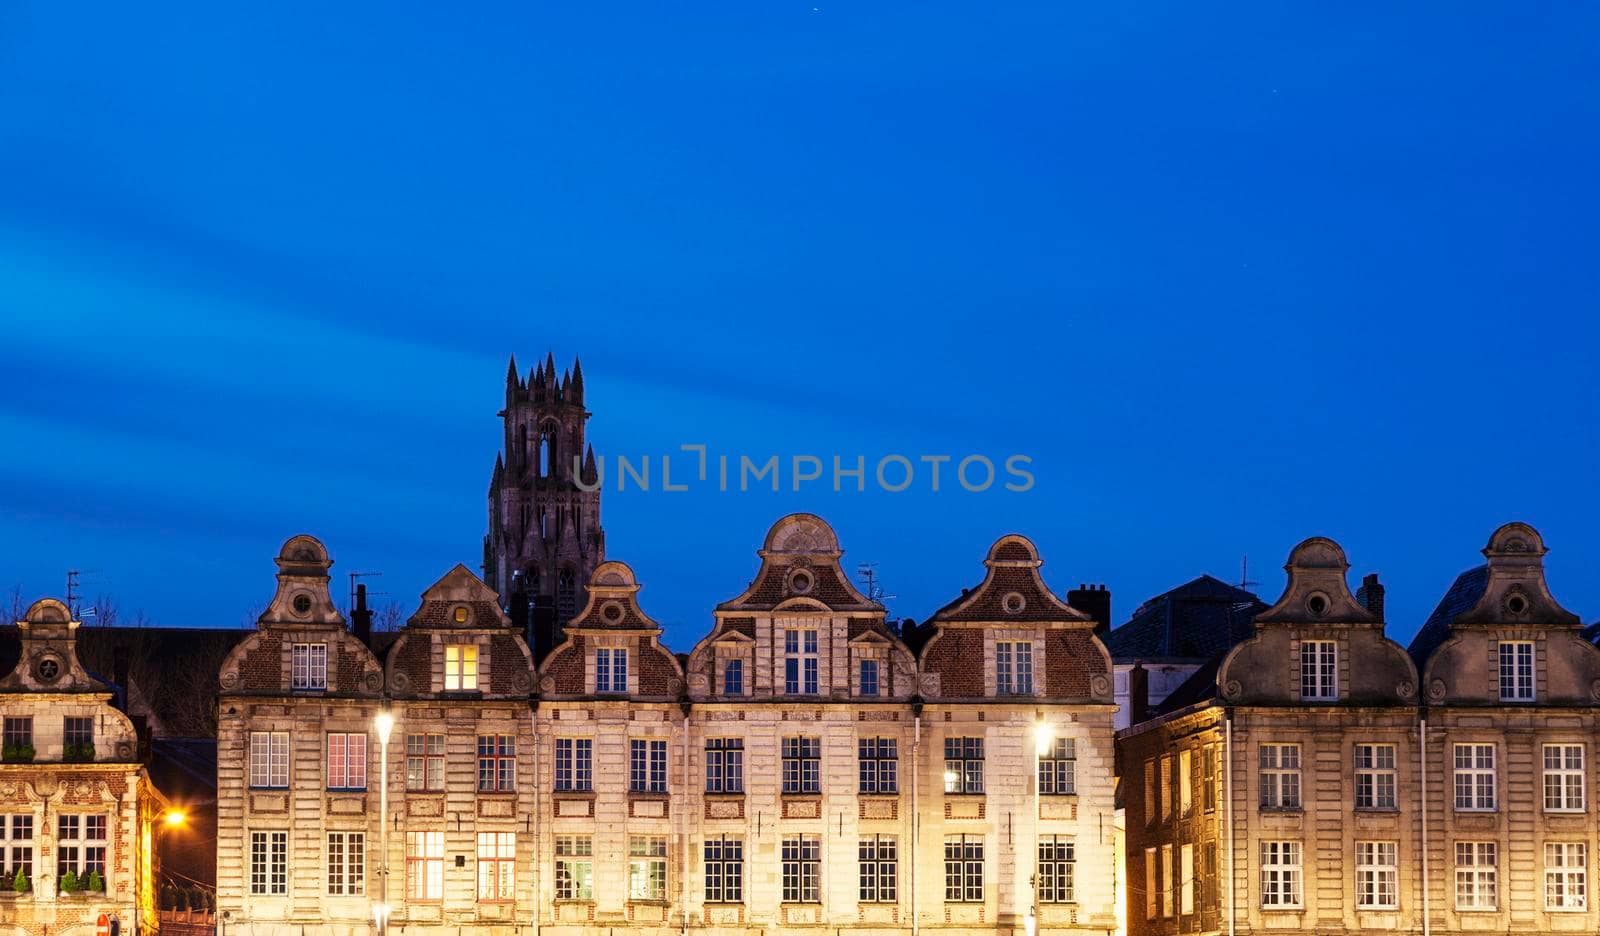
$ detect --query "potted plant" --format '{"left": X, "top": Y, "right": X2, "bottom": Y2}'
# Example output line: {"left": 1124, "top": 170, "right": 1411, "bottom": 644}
{"left": 63, "top": 742, "right": 95, "bottom": 763}
{"left": 1, "top": 743, "right": 35, "bottom": 764}
{"left": 59, "top": 870, "right": 78, "bottom": 895}
{"left": 85, "top": 871, "right": 103, "bottom": 893}
{"left": 11, "top": 869, "right": 27, "bottom": 894}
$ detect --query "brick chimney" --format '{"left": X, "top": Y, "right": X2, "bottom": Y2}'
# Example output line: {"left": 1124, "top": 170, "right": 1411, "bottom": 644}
{"left": 351, "top": 583, "right": 374, "bottom": 647}
{"left": 1067, "top": 583, "right": 1112, "bottom": 637}
{"left": 1356, "top": 573, "right": 1385, "bottom": 620}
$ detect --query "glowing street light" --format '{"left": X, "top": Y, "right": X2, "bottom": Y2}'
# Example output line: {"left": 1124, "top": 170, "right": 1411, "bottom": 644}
{"left": 162, "top": 809, "right": 187, "bottom": 829}
{"left": 374, "top": 709, "right": 394, "bottom": 936}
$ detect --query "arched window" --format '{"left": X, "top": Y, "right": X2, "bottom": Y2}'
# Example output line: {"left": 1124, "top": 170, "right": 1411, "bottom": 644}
{"left": 544, "top": 428, "right": 559, "bottom": 479}
{"left": 557, "top": 567, "right": 578, "bottom": 623}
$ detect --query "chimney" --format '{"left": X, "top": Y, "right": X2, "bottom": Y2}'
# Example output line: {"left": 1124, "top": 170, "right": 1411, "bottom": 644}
{"left": 1068, "top": 583, "right": 1112, "bottom": 637}
{"left": 1128, "top": 662, "right": 1150, "bottom": 726}
{"left": 351, "top": 583, "right": 373, "bottom": 647}
{"left": 1356, "top": 573, "right": 1385, "bottom": 621}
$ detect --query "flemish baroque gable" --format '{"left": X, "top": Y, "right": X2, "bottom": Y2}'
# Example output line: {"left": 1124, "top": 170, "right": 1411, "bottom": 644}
{"left": 537, "top": 560, "right": 684, "bottom": 700}
{"left": 384, "top": 563, "right": 535, "bottom": 699}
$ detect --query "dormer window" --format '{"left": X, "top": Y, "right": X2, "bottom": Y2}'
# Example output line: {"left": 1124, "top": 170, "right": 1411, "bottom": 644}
{"left": 1498, "top": 641, "right": 1535, "bottom": 701}
{"left": 597, "top": 648, "right": 628, "bottom": 694}
{"left": 1300, "top": 640, "right": 1337, "bottom": 702}
{"left": 784, "top": 629, "right": 819, "bottom": 695}
{"left": 997, "top": 641, "right": 1034, "bottom": 695}
{"left": 859, "top": 659, "right": 880, "bottom": 697}
{"left": 723, "top": 659, "right": 745, "bottom": 696}
{"left": 445, "top": 644, "right": 479, "bottom": 692}
{"left": 291, "top": 643, "right": 328, "bottom": 690}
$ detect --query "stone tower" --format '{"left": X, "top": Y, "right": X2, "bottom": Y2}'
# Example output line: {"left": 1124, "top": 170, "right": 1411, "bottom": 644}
{"left": 483, "top": 352, "right": 604, "bottom": 654}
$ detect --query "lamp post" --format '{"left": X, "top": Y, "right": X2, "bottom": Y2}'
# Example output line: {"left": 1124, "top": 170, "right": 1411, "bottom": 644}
{"left": 373, "top": 709, "right": 395, "bottom": 936}
{"left": 1028, "top": 720, "right": 1052, "bottom": 936}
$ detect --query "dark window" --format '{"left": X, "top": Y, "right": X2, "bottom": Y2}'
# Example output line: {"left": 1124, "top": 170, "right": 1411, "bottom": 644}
{"left": 706, "top": 738, "right": 744, "bottom": 793}
{"left": 859, "top": 738, "right": 898, "bottom": 794}
{"left": 406, "top": 734, "right": 445, "bottom": 791}
{"left": 704, "top": 835, "right": 743, "bottom": 903}
{"left": 64, "top": 717, "right": 93, "bottom": 753}
{"left": 723, "top": 659, "right": 744, "bottom": 696}
{"left": 477, "top": 735, "right": 515, "bottom": 792}
{"left": 555, "top": 738, "right": 593, "bottom": 792}
{"left": 630, "top": 739, "right": 668, "bottom": 793}
{"left": 858, "top": 835, "right": 898, "bottom": 902}
{"left": 782, "top": 737, "right": 821, "bottom": 794}
{"left": 2, "top": 718, "right": 32, "bottom": 752}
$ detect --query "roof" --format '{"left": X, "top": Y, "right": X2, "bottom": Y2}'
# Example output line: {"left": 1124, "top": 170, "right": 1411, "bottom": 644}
{"left": 1405, "top": 565, "right": 1488, "bottom": 669}
{"left": 1103, "top": 575, "right": 1266, "bottom": 661}
{"left": 1152, "top": 652, "right": 1225, "bottom": 715}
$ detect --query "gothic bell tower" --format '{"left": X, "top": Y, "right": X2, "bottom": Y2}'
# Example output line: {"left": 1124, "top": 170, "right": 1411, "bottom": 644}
{"left": 483, "top": 352, "right": 604, "bottom": 655}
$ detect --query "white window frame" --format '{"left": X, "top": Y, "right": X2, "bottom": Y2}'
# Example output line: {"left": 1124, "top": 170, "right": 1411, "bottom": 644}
{"left": 858, "top": 834, "right": 897, "bottom": 903}
{"left": 555, "top": 737, "right": 594, "bottom": 792}
{"left": 596, "top": 647, "right": 628, "bottom": 693}
{"left": 996, "top": 640, "right": 1034, "bottom": 695}
{"left": 250, "top": 830, "right": 288, "bottom": 896}
{"left": 554, "top": 835, "right": 593, "bottom": 900}
{"left": 444, "top": 643, "right": 479, "bottom": 691}
{"left": 629, "top": 739, "right": 668, "bottom": 794}
{"left": 1454, "top": 841, "right": 1497, "bottom": 910}
{"left": 1039, "top": 738, "right": 1076, "bottom": 795}
{"left": 722, "top": 658, "right": 744, "bottom": 696}
{"left": 1260, "top": 840, "right": 1303, "bottom": 909}
{"left": 326, "top": 732, "right": 367, "bottom": 791}
{"left": 1300, "top": 640, "right": 1337, "bottom": 701}
{"left": 1356, "top": 841, "right": 1398, "bottom": 909}
{"left": 1453, "top": 744, "right": 1497, "bottom": 811}
{"left": 782, "top": 834, "right": 821, "bottom": 903}
{"left": 250, "top": 731, "right": 290, "bottom": 789}
{"left": 944, "top": 834, "right": 984, "bottom": 903}
{"left": 1498, "top": 640, "right": 1534, "bottom": 701}
{"left": 1544, "top": 744, "right": 1585, "bottom": 812}
{"left": 326, "top": 831, "right": 365, "bottom": 896}
{"left": 858, "top": 658, "right": 880, "bottom": 697}
{"left": 1355, "top": 743, "right": 1397, "bottom": 810}
{"left": 291, "top": 643, "right": 327, "bottom": 690}
{"left": 1259, "top": 744, "right": 1301, "bottom": 809}
{"left": 1545, "top": 842, "right": 1587, "bottom": 911}
{"left": 784, "top": 628, "right": 819, "bottom": 695}
{"left": 0, "top": 815, "right": 32, "bottom": 884}
{"left": 629, "top": 836, "right": 668, "bottom": 901}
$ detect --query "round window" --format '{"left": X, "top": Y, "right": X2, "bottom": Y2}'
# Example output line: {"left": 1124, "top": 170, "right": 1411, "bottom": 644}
{"left": 1506, "top": 593, "right": 1528, "bottom": 615}
{"left": 453, "top": 606, "right": 470, "bottom": 624}
{"left": 1306, "top": 593, "right": 1329, "bottom": 617}
{"left": 788, "top": 569, "right": 815, "bottom": 595}
{"left": 292, "top": 594, "right": 313, "bottom": 616}
{"left": 600, "top": 602, "right": 626, "bottom": 625}
{"left": 34, "top": 656, "right": 61, "bottom": 683}
{"left": 1001, "top": 592, "right": 1027, "bottom": 614}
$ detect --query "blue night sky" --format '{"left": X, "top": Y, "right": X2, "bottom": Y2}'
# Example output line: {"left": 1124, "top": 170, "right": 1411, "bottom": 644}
{"left": 1, "top": 3, "right": 1596, "bottom": 649}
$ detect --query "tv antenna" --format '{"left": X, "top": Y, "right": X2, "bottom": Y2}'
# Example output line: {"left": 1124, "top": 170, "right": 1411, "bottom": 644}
{"left": 349, "top": 571, "right": 386, "bottom": 609}
{"left": 1236, "top": 556, "right": 1259, "bottom": 592}
{"left": 66, "top": 569, "right": 106, "bottom": 620}
{"left": 856, "top": 563, "right": 897, "bottom": 606}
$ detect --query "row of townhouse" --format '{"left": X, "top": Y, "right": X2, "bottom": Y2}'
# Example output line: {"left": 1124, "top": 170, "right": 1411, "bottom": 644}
{"left": 1121, "top": 522, "right": 1600, "bottom": 936}
{"left": 215, "top": 514, "right": 1121, "bottom": 936}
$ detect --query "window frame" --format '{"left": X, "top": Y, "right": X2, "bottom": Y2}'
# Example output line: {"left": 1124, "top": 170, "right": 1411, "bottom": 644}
{"left": 784, "top": 628, "right": 820, "bottom": 695}
{"left": 248, "top": 829, "right": 287, "bottom": 896}
{"left": 782, "top": 834, "right": 821, "bottom": 903}
{"left": 859, "top": 738, "right": 899, "bottom": 795}
{"left": 704, "top": 835, "right": 744, "bottom": 904}
{"left": 943, "top": 737, "right": 985, "bottom": 794}
{"left": 249, "top": 731, "right": 291, "bottom": 790}
{"left": 858, "top": 658, "right": 880, "bottom": 697}
{"left": 1453, "top": 743, "right": 1497, "bottom": 812}
{"left": 555, "top": 737, "right": 594, "bottom": 792}
{"left": 326, "top": 831, "right": 365, "bottom": 897}
{"left": 291, "top": 642, "right": 328, "bottom": 691}
{"left": 1545, "top": 841, "right": 1587, "bottom": 912}
{"left": 1039, "top": 738, "right": 1076, "bottom": 795}
{"left": 705, "top": 738, "right": 744, "bottom": 794}
{"left": 782, "top": 737, "right": 822, "bottom": 795}
{"left": 0, "top": 815, "right": 33, "bottom": 884}
{"left": 476, "top": 735, "right": 516, "bottom": 793}
{"left": 443, "top": 643, "right": 479, "bottom": 692}
{"left": 554, "top": 835, "right": 593, "bottom": 901}
{"left": 475, "top": 831, "right": 516, "bottom": 902}
{"left": 1355, "top": 840, "right": 1398, "bottom": 909}
{"left": 1454, "top": 841, "right": 1498, "bottom": 910}
{"left": 628, "top": 835, "right": 668, "bottom": 902}
{"left": 722, "top": 658, "right": 744, "bottom": 696}
{"left": 1300, "top": 639, "right": 1338, "bottom": 701}
{"left": 944, "top": 834, "right": 984, "bottom": 903}
{"left": 596, "top": 647, "right": 628, "bottom": 694}
{"left": 1259, "top": 744, "right": 1301, "bottom": 810}
{"left": 56, "top": 814, "right": 107, "bottom": 887}
{"left": 405, "top": 733, "right": 445, "bottom": 792}
{"left": 996, "top": 640, "right": 1034, "bottom": 695}
{"left": 1544, "top": 743, "right": 1586, "bottom": 813}
{"left": 326, "top": 732, "right": 367, "bottom": 792}
{"left": 1354, "top": 743, "right": 1397, "bottom": 810}
{"left": 1259, "top": 840, "right": 1303, "bottom": 909}
{"left": 629, "top": 738, "right": 669, "bottom": 794}
{"left": 1039, "top": 835, "right": 1075, "bottom": 904}
{"left": 406, "top": 830, "right": 444, "bottom": 901}
{"left": 1498, "top": 640, "right": 1535, "bottom": 701}
{"left": 858, "top": 834, "right": 898, "bottom": 903}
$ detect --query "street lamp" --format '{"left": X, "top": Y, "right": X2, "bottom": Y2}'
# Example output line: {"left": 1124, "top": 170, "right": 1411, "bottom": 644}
{"left": 373, "top": 709, "right": 394, "bottom": 936}
{"left": 1028, "top": 720, "right": 1052, "bottom": 936}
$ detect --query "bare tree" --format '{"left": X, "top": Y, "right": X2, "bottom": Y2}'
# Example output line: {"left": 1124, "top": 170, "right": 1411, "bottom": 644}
{"left": 375, "top": 602, "right": 407, "bottom": 632}
{"left": 4, "top": 585, "right": 24, "bottom": 623}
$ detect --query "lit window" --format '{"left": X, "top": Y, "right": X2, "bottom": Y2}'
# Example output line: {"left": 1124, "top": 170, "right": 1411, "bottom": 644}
{"left": 55, "top": 815, "right": 106, "bottom": 887}
{"left": 1259, "top": 744, "right": 1301, "bottom": 809}
{"left": 555, "top": 738, "right": 593, "bottom": 792}
{"left": 943, "top": 737, "right": 984, "bottom": 794}
{"left": 444, "top": 644, "right": 479, "bottom": 691}
{"left": 1180, "top": 843, "right": 1194, "bottom": 914}
{"left": 477, "top": 736, "right": 515, "bottom": 792}
{"left": 476, "top": 832, "right": 516, "bottom": 901}
{"left": 1178, "top": 750, "right": 1193, "bottom": 815}
{"left": 1545, "top": 842, "right": 1587, "bottom": 911}
{"left": 596, "top": 647, "right": 628, "bottom": 693}
{"left": 1356, "top": 841, "right": 1397, "bottom": 909}
{"left": 629, "top": 835, "right": 668, "bottom": 901}
{"left": 1161, "top": 844, "right": 1173, "bottom": 917}
{"left": 1453, "top": 744, "right": 1496, "bottom": 811}
{"left": 405, "top": 734, "right": 444, "bottom": 791}
{"left": 858, "top": 835, "right": 897, "bottom": 902}
{"left": 1039, "top": 738, "right": 1076, "bottom": 795}
{"left": 1544, "top": 744, "right": 1586, "bottom": 812}
{"left": 1498, "top": 641, "right": 1534, "bottom": 700}
{"left": 554, "top": 835, "right": 593, "bottom": 900}
{"left": 0, "top": 815, "right": 32, "bottom": 885}
{"left": 326, "top": 832, "right": 365, "bottom": 896}
{"left": 326, "top": 733, "right": 367, "bottom": 791}
{"left": 249, "top": 731, "right": 290, "bottom": 789}
{"left": 1300, "top": 640, "right": 1337, "bottom": 701}
{"left": 1143, "top": 847, "right": 1157, "bottom": 919}
{"left": 1455, "top": 842, "right": 1497, "bottom": 910}
{"left": 1260, "top": 840, "right": 1302, "bottom": 908}
{"left": 291, "top": 643, "right": 327, "bottom": 690}
{"left": 406, "top": 831, "right": 444, "bottom": 901}
{"left": 249, "top": 829, "right": 287, "bottom": 896}
{"left": 996, "top": 641, "right": 1033, "bottom": 694}
{"left": 705, "top": 835, "right": 743, "bottom": 903}
{"left": 1039, "top": 836, "right": 1075, "bottom": 903}
{"left": 1354, "top": 744, "right": 1397, "bottom": 809}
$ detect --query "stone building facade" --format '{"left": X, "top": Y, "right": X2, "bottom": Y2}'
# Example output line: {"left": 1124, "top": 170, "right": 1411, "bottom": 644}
{"left": 214, "top": 514, "right": 1118, "bottom": 936}
{"left": 0, "top": 599, "right": 164, "bottom": 936}
{"left": 1119, "top": 522, "right": 1600, "bottom": 936}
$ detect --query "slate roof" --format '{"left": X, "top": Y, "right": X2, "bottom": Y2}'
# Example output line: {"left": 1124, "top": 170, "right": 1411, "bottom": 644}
{"left": 1152, "top": 653, "right": 1226, "bottom": 715}
{"left": 1405, "top": 565, "right": 1489, "bottom": 670}
{"left": 1103, "top": 575, "right": 1266, "bottom": 662}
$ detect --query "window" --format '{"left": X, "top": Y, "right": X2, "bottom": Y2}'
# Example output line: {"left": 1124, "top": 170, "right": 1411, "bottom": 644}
{"left": 1260, "top": 841, "right": 1302, "bottom": 908}
{"left": 556, "top": 738, "right": 594, "bottom": 792}
{"left": 2, "top": 717, "right": 32, "bottom": 751}
{"left": 1160, "top": 757, "right": 1173, "bottom": 820}
{"left": 630, "top": 739, "right": 668, "bottom": 793}
{"left": 0, "top": 816, "right": 31, "bottom": 884}
{"left": 944, "top": 737, "right": 984, "bottom": 794}
{"left": 1545, "top": 842, "right": 1587, "bottom": 911}
{"left": 249, "top": 829, "right": 287, "bottom": 896}
{"left": 1180, "top": 843, "right": 1194, "bottom": 914}
{"left": 326, "top": 832, "right": 365, "bottom": 896}
{"left": 784, "top": 629, "right": 819, "bottom": 695}
{"left": 249, "top": 731, "right": 290, "bottom": 789}
{"left": 1143, "top": 760, "right": 1157, "bottom": 824}
{"left": 859, "top": 658, "right": 880, "bottom": 697}
{"left": 782, "top": 835, "right": 821, "bottom": 903}
{"left": 783, "top": 737, "right": 821, "bottom": 794}
{"left": 1178, "top": 750, "right": 1193, "bottom": 815}
{"left": 1356, "top": 841, "right": 1397, "bottom": 909}
{"left": 1039, "top": 738, "right": 1076, "bottom": 795}
{"left": 996, "top": 640, "right": 1033, "bottom": 694}
{"left": 53, "top": 817, "right": 103, "bottom": 890}
{"left": 722, "top": 659, "right": 744, "bottom": 696}
{"left": 1160, "top": 845, "right": 1173, "bottom": 917}
{"left": 859, "top": 738, "right": 898, "bottom": 794}
{"left": 478, "top": 735, "right": 515, "bottom": 792}
{"left": 291, "top": 643, "right": 327, "bottom": 690}
{"left": 1498, "top": 641, "right": 1534, "bottom": 700}
{"left": 706, "top": 738, "right": 743, "bottom": 793}
{"left": 444, "top": 643, "right": 479, "bottom": 691}
{"left": 476, "top": 832, "right": 516, "bottom": 901}
{"left": 406, "top": 831, "right": 444, "bottom": 900}
{"left": 1355, "top": 744, "right": 1397, "bottom": 809}
{"left": 326, "top": 732, "right": 367, "bottom": 791}
{"left": 1300, "top": 640, "right": 1337, "bottom": 701}
{"left": 554, "top": 835, "right": 593, "bottom": 900}
{"left": 1202, "top": 747, "right": 1216, "bottom": 812}
{"left": 1454, "top": 744, "right": 1496, "bottom": 811}
{"left": 596, "top": 647, "right": 628, "bottom": 693}
{"left": 1143, "top": 847, "right": 1157, "bottom": 919}
{"left": 1203, "top": 842, "right": 1218, "bottom": 906}
{"left": 1259, "top": 744, "right": 1301, "bottom": 809}
{"left": 1544, "top": 744, "right": 1585, "bottom": 812}
{"left": 1040, "top": 836, "right": 1075, "bottom": 903}
{"left": 1455, "top": 842, "right": 1497, "bottom": 910}
{"left": 944, "top": 835, "right": 984, "bottom": 902}
{"left": 859, "top": 835, "right": 897, "bottom": 902}
{"left": 406, "top": 734, "right": 445, "bottom": 791}
{"left": 64, "top": 716, "right": 93, "bottom": 751}
{"left": 629, "top": 836, "right": 668, "bottom": 901}
{"left": 704, "top": 836, "right": 743, "bottom": 903}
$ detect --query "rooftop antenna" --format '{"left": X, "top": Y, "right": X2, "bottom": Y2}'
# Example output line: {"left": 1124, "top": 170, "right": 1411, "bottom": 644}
{"left": 1236, "top": 555, "right": 1259, "bottom": 592}
{"left": 349, "top": 571, "right": 385, "bottom": 610}
{"left": 65, "top": 569, "right": 107, "bottom": 621}
{"left": 856, "top": 563, "right": 897, "bottom": 606}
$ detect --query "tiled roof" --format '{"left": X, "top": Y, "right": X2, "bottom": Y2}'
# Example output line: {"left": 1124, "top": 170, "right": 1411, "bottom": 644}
{"left": 1406, "top": 565, "right": 1489, "bottom": 669}
{"left": 1103, "top": 575, "right": 1266, "bottom": 661}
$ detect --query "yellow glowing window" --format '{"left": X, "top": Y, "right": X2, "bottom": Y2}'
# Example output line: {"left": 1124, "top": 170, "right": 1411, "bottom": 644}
{"left": 445, "top": 644, "right": 479, "bottom": 691}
